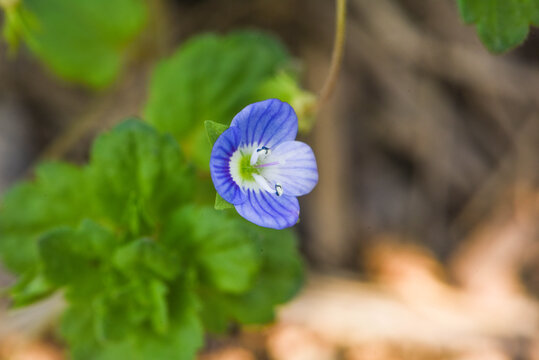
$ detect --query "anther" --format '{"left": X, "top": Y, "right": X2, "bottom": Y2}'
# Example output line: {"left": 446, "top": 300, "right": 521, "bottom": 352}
{"left": 251, "top": 146, "right": 271, "bottom": 165}
{"left": 257, "top": 146, "right": 270, "bottom": 154}
{"left": 275, "top": 184, "right": 283, "bottom": 196}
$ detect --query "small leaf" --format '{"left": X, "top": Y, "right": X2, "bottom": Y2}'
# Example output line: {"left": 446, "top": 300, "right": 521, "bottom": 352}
{"left": 148, "top": 280, "right": 169, "bottom": 334}
{"left": 457, "top": 0, "right": 539, "bottom": 53}
{"left": 199, "top": 225, "right": 304, "bottom": 330}
{"left": 1, "top": 0, "right": 148, "bottom": 88}
{"left": 164, "top": 206, "right": 259, "bottom": 294}
{"left": 144, "top": 31, "right": 290, "bottom": 169}
{"left": 89, "top": 118, "right": 194, "bottom": 234}
{"left": 62, "top": 278, "right": 203, "bottom": 360}
{"left": 113, "top": 238, "right": 180, "bottom": 280}
{"left": 214, "top": 193, "right": 234, "bottom": 210}
{"left": 253, "top": 72, "right": 317, "bottom": 133}
{"left": 230, "top": 226, "right": 304, "bottom": 324}
{"left": 204, "top": 120, "right": 228, "bottom": 146}
{"left": 0, "top": 162, "right": 92, "bottom": 274}
{"left": 38, "top": 220, "right": 116, "bottom": 286}
{"left": 9, "top": 271, "right": 54, "bottom": 307}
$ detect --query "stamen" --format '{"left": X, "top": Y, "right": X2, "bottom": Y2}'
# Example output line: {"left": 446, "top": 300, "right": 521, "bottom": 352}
{"left": 250, "top": 146, "right": 271, "bottom": 165}
{"left": 275, "top": 184, "right": 283, "bottom": 196}
{"left": 255, "top": 161, "right": 280, "bottom": 168}
{"left": 252, "top": 174, "right": 274, "bottom": 193}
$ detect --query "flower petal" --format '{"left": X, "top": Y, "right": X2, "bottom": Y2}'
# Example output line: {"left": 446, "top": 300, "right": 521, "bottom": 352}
{"left": 210, "top": 126, "right": 246, "bottom": 205}
{"left": 260, "top": 141, "right": 318, "bottom": 196}
{"left": 235, "top": 190, "right": 299, "bottom": 229}
{"left": 230, "top": 99, "right": 298, "bottom": 148}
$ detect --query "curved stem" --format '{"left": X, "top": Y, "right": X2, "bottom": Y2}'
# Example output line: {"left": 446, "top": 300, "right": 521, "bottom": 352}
{"left": 317, "top": 0, "right": 347, "bottom": 109}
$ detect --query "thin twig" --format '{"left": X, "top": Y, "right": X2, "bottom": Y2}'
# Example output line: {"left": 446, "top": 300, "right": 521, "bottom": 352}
{"left": 317, "top": 0, "right": 347, "bottom": 109}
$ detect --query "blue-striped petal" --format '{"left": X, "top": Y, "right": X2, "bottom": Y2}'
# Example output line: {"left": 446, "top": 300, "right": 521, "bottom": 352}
{"left": 260, "top": 141, "right": 318, "bottom": 196}
{"left": 230, "top": 99, "right": 298, "bottom": 148}
{"left": 234, "top": 190, "right": 299, "bottom": 229}
{"left": 210, "top": 126, "right": 246, "bottom": 205}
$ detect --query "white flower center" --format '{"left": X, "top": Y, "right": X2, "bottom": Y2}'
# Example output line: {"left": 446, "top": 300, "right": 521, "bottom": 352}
{"left": 229, "top": 145, "right": 284, "bottom": 196}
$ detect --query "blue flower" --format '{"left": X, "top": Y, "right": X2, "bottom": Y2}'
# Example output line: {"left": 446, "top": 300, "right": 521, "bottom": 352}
{"left": 210, "top": 99, "right": 318, "bottom": 229}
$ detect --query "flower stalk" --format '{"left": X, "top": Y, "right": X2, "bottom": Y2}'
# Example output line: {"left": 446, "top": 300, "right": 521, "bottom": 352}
{"left": 317, "top": 0, "right": 347, "bottom": 109}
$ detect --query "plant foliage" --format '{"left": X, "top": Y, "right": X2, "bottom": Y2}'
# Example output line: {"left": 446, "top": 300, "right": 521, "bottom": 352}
{"left": 457, "top": 0, "right": 539, "bottom": 53}
{"left": 144, "top": 31, "right": 292, "bottom": 169}
{"left": 1, "top": 0, "right": 147, "bottom": 88}
{"left": 0, "top": 120, "right": 303, "bottom": 359}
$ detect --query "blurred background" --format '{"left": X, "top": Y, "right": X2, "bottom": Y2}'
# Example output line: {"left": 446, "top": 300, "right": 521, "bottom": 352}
{"left": 1, "top": 0, "right": 538, "bottom": 359}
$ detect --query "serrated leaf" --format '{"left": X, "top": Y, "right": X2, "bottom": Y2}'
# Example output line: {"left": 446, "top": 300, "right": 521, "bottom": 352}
{"left": 163, "top": 206, "right": 259, "bottom": 294}
{"left": 204, "top": 120, "right": 228, "bottom": 146}
{"left": 38, "top": 220, "right": 116, "bottom": 286}
{"left": 144, "top": 31, "right": 290, "bottom": 169}
{"left": 199, "top": 224, "right": 303, "bottom": 331}
{"left": 9, "top": 271, "right": 54, "bottom": 307}
{"left": 113, "top": 238, "right": 180, "bottom": 280}
{"left": 457, "top": 0, "right": 539, "bottom": 52}
{"left": 62, "top": 277, "right": 203, "bottom": 360}
{"left": 93, "top": 309, "right": 201, "bottom": 360}
{"left": 229, "top": 226, "right": 304, "bottom": 324}
{"left": 93, "top": 277, "right": 171, "bottom": 341}
{"left": 214, "top": 193, "right": 234, "bottom": 210}
{"left": 190, "top": 208, "right": 259, "bottom": 294}
{"left": 0, "top": 162, "right": 91, "bottom": 273}
{"left": 1, "top": 0, "right": 147, "bottom": 88}
{"left": 89, "top": 119, "right": 194, "bottom": 235}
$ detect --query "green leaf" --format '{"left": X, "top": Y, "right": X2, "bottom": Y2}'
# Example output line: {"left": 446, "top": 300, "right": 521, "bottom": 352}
{"left": 55, "top": 267, "right": 173, "bottom": 343}
{"left": 199, "top": 225, "right": 304, "bottom": 331}
{"left": 457, "top": 0, "right": 539, "bottom": 52}
{"left": 89, "top": 119, "right": 194, "bottom": 235}
{"left": 204, "top": 120, "right": 228, "bottom": 146}
{"left": 62, "top": 277, "right": 203, "bottom": 360}
{"left": 167, "top": 207, "right": 259, "bottom": 294}
{"left": 113, "top": 238, "right": 180, "bottom": 280}
{"left": 0, "top": 119, "right": 194, "bottom": 276}
{"left": 1, "top": 0, "right": 147, "bottom": 88}
{"left": 205, "top": 122, "right": 233, "bottom": 208}
{"left": 60, "top": 303, "right": 101, "bottom": 360}
{"left": 0, "top": 162, "right": 91, "bottom": 273}
{"left": 93, "top": 309, "right": 202, "bottom": 360}
{"left": 9, "top": 271, "right": 54, "bottom": 307}
{"left": 214, "top": 193, "right": 234, "bottom": 210}
{"left": 144, "top": 31, "right": 290, "bottom": 169}
{"left": 253, "top": 71, "right": 317, "bottom": 133}
{"left": 38, "top": 220, "right": 116, "bottom": 286}
{"left": 93, "top": 278, "right": 171, "bottom": 341}
{"left": 230, "top": 226, "right": 304, "bottom": 324}
{"left": 162, "top": 207, "right": 258, "bottom": 293}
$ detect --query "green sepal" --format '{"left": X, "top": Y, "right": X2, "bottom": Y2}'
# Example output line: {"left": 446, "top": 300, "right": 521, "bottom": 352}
{"left": 205, "top": 120, "right": 234, "bottom": 210}
{"left": 214, "top": 193, "right": 234, "bottom": 210}
{"left": 204, "top": 120, "right": 229, "bottom": 146}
